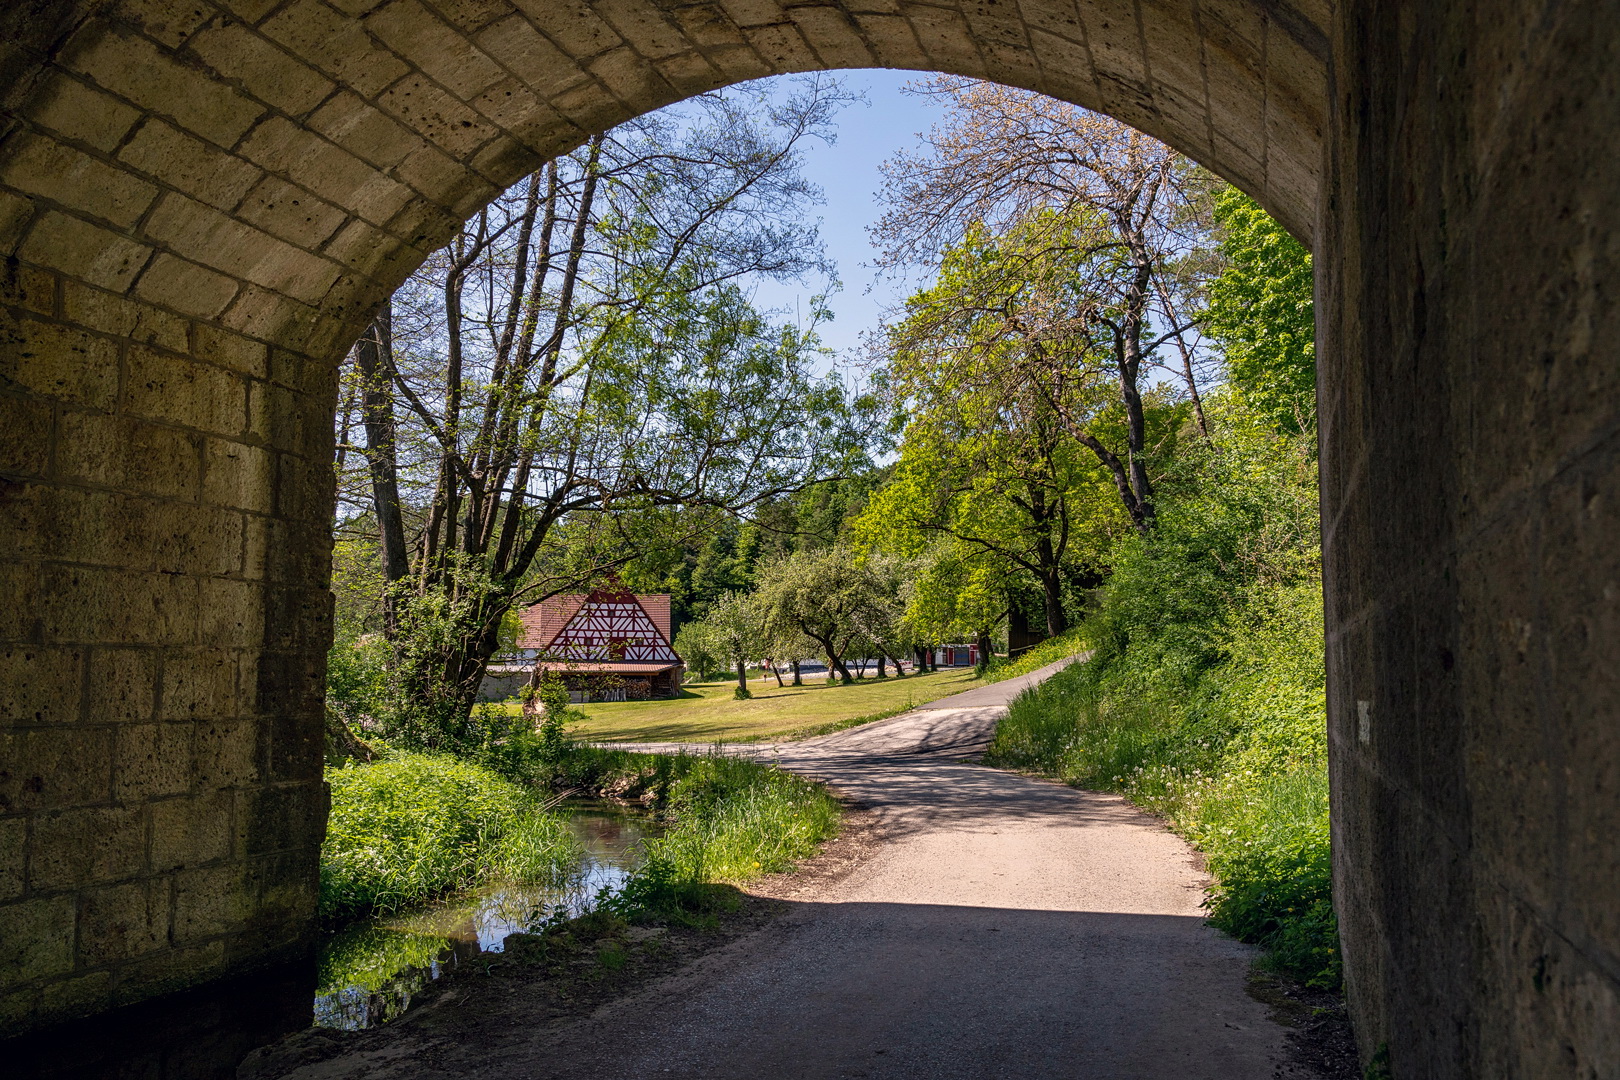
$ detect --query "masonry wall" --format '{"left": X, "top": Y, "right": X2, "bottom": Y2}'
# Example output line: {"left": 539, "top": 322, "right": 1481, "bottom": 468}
{"left": 0, "top": 0, "right": 1326, "bottom": 1034}
{"left": 6, "top": 1, "right": 1617, "bottom": 1074}
{"left": 1322, "top": 1, "right": 1620, "bottom": 1073}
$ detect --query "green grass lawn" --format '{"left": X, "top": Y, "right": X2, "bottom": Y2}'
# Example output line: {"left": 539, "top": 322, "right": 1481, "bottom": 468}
{"left": 527, "top": 667, "right": 993, "bottom": 744}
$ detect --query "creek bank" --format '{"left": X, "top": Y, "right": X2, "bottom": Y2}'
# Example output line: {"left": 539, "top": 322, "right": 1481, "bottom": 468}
{"left": 239, "top": 805, "right": 879, "bottom": 1080}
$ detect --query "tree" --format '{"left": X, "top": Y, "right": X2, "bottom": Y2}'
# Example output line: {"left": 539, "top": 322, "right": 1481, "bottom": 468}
{"left": 903, "top": 548, "right": 1008, "bottom": 674}
{"left": 861, "top": 290, "right": 1135, "bottom": 636}
{"left": 688, "top": 590, "right": 764, "bottom": 697}
{"left": 336, "top": 77, "right": 867, "bottom": 736}
{"left": 1204, "top": 189, "right": 1316, "bottom": 433}
{"left": 753, "top": 547, "right": 890, "bottom": 684}
{"left": 873, "top": 78, "right": 1216, "bottom": 532}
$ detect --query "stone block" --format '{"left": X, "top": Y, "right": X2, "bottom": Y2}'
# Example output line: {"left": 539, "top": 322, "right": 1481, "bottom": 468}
{"left": 365, "top": 0, "right": 507, "bottom": 100}
{"left": 55, "top": 412, "right": 201, "bottom": 500}
{"left": 586, "top": 46, "right": 676, "bottom": 112}
{"left": 260, "top": 0, "right": 411, "bottom": 99}
{"left": 0, "top": 262, "right": 56, "bottom": 317}
{"left": 77, "top": 879, "right": 169, "bottom": 965}
{"left": 160, "top": 648, "right": 240, "bottom": 722}
{"left": 0, "top": 562, "right": 43, "bottom": 644}
{"left": 133, "top": 254, "right": 242, "bottom": 320}
{"left": 476, "top": 14, "right": 586, "bottom": 95}
{"left": 3, "top": 316, "right": 119, "bottom": 410}
{"left": 113, "top": 722, "right": 193, "bottom": 802}
{"left": 0, "top": 190, "right": 37, "bottom": 256}
{"left": 86, "top": 648, "right": 159, "bottom": 723}
{"left": 150, "top": 790, "right": 234, "bottom": 872}
{"left": 108, "top": 0, "right": 213, "bottom": 48}
{"left": 202, "top": 439, "right": 274, "bottom": 515}
{"left": 0, "top": 817, "right": 24, "bottom": 901}
{"left": 39, "top": 969, "right": 112, "bottom": 1020}
{"left": 28, "top": 805, "right": 146, "bottom": 891}
{"left": 0, "top": 133, "right": 157, "bottom": 228}
{"left": 109, "top": 939, "right": 227, "bottom": 1006}
{"left": 65, "top": 24, "right": 264, "bottom": 149}
{"left": 170, "top": 863, "right": 245, "bottom": 943}
{"left": 118, "top": 120, "right": 263, "bottom": 214}
{"left": 200, "top": 579, "right": 263, "bottom": 651}
{"left": 27, "top": 74, "right": 142, "bottom": 152}
{"left": 0, "top": 393, "right": 51, "bottom": 480}
{"left": 0, "top": 895, "right": 76, "bottom": 984}
{"left": 194, "top": 720, "right": 263, "bottom": 789}
{"left": 21, "top": 205, "right": 146, "bottom": 293}
{"left": 0, "top": 727, "right": 113, "bottom": 813}
{"left": 60, "top": 282, "right": 188, "bottom": 352}
{"left": 186, "top": 21, "right": 335, "bottom": 118}
{"left": 142, "top": 194, "right": 334, "bottom": 301}
{"left": 790, "top": 7, "right": 875, "bottom": 68}
{"left": 236, "top": 177, "right": 349, "bottom": 252}
{"left": 375, "top": 74, "right": 498, "bottom": 158}
{"left": 237, "top": 782, "right": 327, "bottom": 859}
{"left": 853, "top": 13, "right": 928, "bottom": 69}
{"left": 0, "top": 646, "right": 84, "bottom": 725}
{"left": 510, "top": 0, "right": 624, "bottom": 59}
{"left": 592, "top": 0, "right": 689, "bottom": 60}
{"left": 191, "top": 325, "right": 269, "bottom": 381}
{"left": 125, "top": 345, "right": 248, "bottom": 437}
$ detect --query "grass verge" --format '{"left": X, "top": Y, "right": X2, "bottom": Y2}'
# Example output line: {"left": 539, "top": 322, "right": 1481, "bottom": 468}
{"left": 508, "top": 667, "right": 989, "bottom": 743}
{"left": 985, "top": 589, "right": 1337, "bottom": 989}
{"left": 320, "top": 752, "right": 582, "bottom": 921}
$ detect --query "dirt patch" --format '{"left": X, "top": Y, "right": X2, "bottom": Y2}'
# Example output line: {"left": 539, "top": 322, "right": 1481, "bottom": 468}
{"left": 1248, "top": 969, "right": 1361, "bottom": 1079}
{"left": 240, "top": 803, "right": 880, "bottom": 1080}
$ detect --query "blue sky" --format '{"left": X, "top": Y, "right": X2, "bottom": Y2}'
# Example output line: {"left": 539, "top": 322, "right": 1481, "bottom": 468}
{"left": 739, "top": 70, "right": 946, "bottom": 365}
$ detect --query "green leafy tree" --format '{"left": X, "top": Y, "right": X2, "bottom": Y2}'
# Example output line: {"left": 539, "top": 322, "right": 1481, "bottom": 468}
{"left": 335, "top": 79, "right": 870, "bottom": 732}
{"left": 753, "top": 547, "right": 890, "bottom": 684}
{"left": 1205, "top": 189, "right": 1316, "bottom": 433}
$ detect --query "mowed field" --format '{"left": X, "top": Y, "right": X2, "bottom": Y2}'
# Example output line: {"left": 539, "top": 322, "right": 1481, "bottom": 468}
{"left": 522, "top": 667, "right": 992, "bottom": 744}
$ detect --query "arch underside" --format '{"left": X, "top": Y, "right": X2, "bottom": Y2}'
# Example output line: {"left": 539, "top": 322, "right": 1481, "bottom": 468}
{"left": 0, "top": 0, "right": 1315, "bottom": 1029}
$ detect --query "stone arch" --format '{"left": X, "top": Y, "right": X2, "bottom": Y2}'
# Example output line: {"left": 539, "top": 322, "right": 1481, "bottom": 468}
{"left": 5, "top": 2, "right": 1620, "bottom": 1078}
{"left": 0, "top": 2, "right": 1327, "bottom": 1032}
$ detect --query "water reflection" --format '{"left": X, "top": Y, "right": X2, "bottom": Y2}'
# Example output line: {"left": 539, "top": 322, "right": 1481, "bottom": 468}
{"left": 313, "top": 803, "right": 657, "bottom": 1030}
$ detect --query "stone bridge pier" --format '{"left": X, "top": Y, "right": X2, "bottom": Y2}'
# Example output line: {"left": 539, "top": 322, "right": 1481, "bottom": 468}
{"left": 0, "top": 0, "right": 1616, "bottom": 1074}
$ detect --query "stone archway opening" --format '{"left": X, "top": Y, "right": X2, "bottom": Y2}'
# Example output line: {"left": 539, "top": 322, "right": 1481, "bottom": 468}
{"left": 3, "top": 2, "right": 1618, "bottom": 1076}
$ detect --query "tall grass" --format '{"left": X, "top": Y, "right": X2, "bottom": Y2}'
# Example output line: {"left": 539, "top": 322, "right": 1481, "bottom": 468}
{"left": 985, "top": 410, "right": 1336, "bottom": 988}
{"left": 980, "top": 628, "right": 1088, "bottom": 683}
{"left": 987, "top": 585, "right": 1338, "bottom": 988}
{"left": 320, "top": 752, "right": 582, "bottom": 921}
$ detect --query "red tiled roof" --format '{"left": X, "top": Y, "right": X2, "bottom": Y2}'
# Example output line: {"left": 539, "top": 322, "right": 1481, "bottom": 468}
{"left": 519, "top": 592, "right": 675, "bottom": 650}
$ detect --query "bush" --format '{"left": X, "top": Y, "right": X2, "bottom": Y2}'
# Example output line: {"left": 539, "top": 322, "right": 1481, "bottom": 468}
{"left": 320, "top": 752, "right": 581, "bottom": 921}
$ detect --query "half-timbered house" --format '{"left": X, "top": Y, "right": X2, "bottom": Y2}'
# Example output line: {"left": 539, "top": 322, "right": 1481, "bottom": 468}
{"left": 516, "top": 588, "right": 684, "bottom": 703}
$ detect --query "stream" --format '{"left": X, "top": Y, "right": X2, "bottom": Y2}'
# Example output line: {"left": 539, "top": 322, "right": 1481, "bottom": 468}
{"left": 313, "top": 802, "right": 659, "bottom": 1030}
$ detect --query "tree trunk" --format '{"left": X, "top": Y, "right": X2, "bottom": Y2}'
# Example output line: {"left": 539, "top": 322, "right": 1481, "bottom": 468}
{"left": 791, "top": 660, "right": 802, "bottom": 686}
{"left": 1042, "top": 570, "right": 1067, "bottom": 638}
{"left": 876, "top": 655, "right": 886, "bottom": 678}
{"left": 975, "top": 628, "right": 993, "bottom": 674}
{"left": 355, "top": 302, "right": 408, "bottom": 630}
{"left": 736, "top": 658, "right": 748, "bottom": 694}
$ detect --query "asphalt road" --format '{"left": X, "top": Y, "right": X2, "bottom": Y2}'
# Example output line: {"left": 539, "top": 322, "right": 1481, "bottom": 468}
{"left": 284, "top": 658, "right": 1303, "bottom": 1079}
{"left": 543, "top": 657, "right": 1298, "bottom": 1079}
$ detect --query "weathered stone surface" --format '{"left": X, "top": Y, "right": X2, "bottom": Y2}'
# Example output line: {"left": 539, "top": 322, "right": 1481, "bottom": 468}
{"left": 0, "top": 1, "right": 1615, "bottom": 1073}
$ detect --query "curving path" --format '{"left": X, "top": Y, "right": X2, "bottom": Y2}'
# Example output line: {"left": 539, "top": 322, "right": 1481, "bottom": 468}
{"left": 295, "top": 659, "right": 1305, "bottom": 1078}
